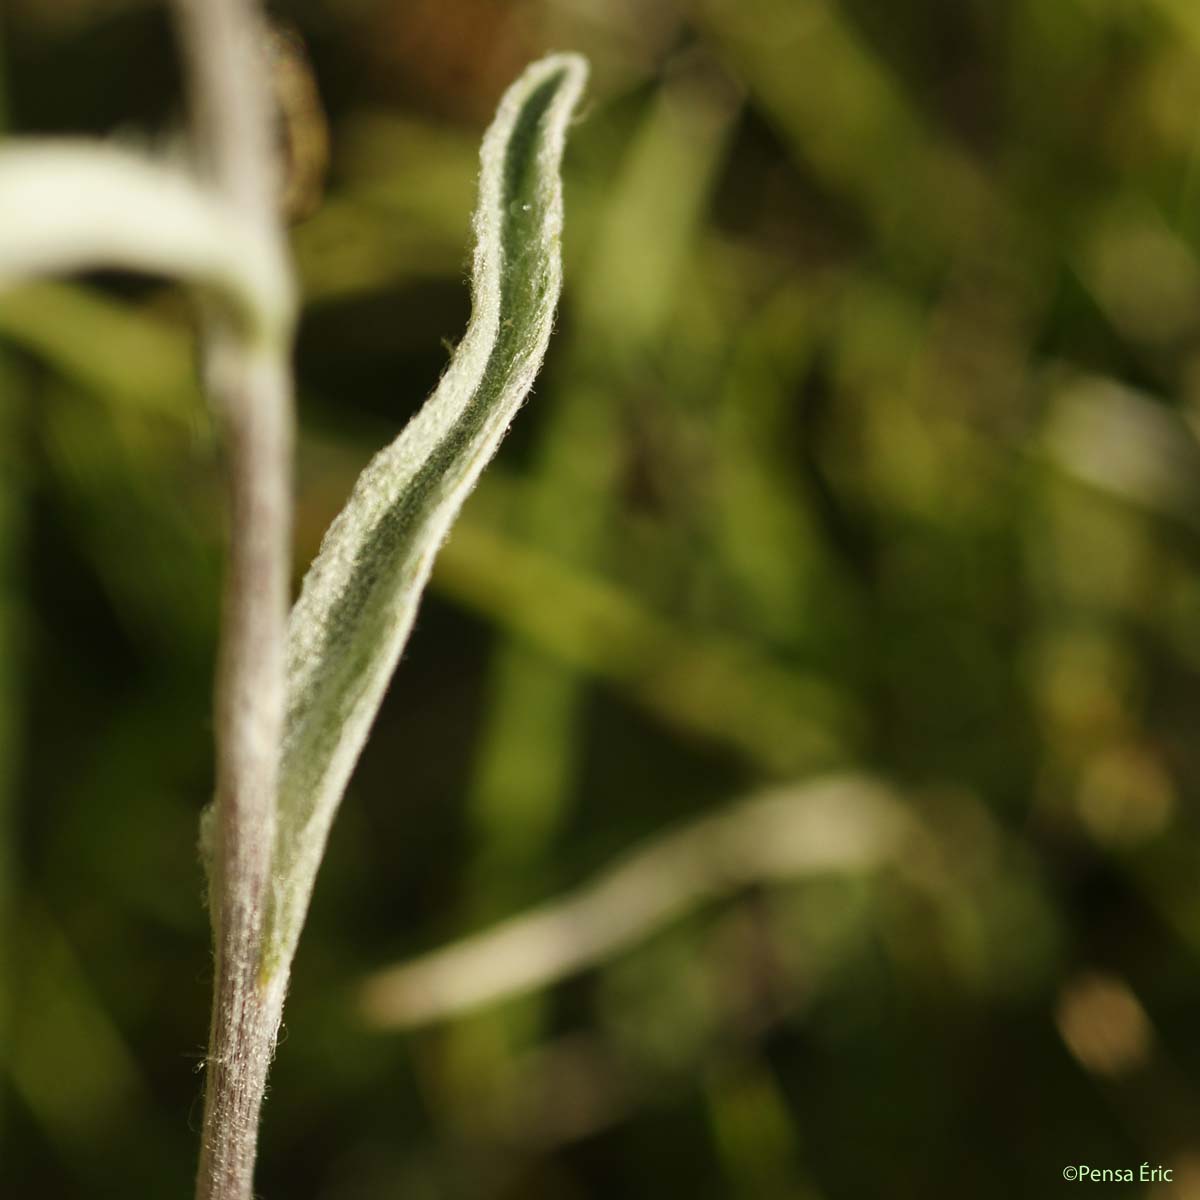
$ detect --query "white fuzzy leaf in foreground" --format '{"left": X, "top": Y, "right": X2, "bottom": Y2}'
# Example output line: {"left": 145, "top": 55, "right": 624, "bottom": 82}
{"left": 0, "top": 140, "right": 292, "bottom": 339}
{"left": 265, "top": 53, "right": 589, "bottom": 979}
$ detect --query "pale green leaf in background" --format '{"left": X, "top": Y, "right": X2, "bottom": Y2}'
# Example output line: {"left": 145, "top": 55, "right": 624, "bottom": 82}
{"left": 0, "top": 141, "right": 292, "bottom": 340}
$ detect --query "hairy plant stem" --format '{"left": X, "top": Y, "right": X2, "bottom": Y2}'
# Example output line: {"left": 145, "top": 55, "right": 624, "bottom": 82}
{"left": 169, "top": 2, "right": 295, "bottom": 1198}
{"left": 199, "top": 344, "right": 292, "bottom": 1200}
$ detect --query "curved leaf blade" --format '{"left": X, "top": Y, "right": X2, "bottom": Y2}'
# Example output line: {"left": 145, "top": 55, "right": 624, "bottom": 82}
{"left": 0, "top": 141, "right": 292, "bottom": 338}
{"left": 266, "top": 53, "right": 589, "bottom": 978}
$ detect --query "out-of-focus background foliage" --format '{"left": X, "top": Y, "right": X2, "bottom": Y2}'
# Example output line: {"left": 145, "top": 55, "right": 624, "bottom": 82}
{"left": 5, "top": 0, "right": 1200, "bottom": 1195}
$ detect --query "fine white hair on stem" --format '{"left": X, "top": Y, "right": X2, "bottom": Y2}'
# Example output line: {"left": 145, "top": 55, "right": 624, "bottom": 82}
{"left": 167, "top": 2, "right": 296, "bottom": 1200}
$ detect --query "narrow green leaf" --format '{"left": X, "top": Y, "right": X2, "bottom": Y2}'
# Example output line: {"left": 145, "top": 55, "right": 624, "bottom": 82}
{"left": 265, "top": 53, "right": 589, "bottom": 979}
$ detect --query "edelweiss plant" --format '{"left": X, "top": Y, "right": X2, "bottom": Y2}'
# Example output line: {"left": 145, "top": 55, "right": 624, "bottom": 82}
{"left": 0, "top": 0, "right": 586, "bottom": 1196}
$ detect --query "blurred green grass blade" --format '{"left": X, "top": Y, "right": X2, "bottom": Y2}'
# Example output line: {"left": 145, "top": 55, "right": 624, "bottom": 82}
{"left": 0, "top": 281, "right": 200, "bottom": 417}
{"left": 435, "top": 514, "right": 857, "bottom": 774}
{"left": 696, "top": 0, "right": 994, "bottom": 269}
{"left": 40, "top": 380, "right": 220, "bottom": 653}
{"left": 9, "top": 905, "right": 150, "bottom": 1152}
{"left": 266, "top": 53, "right": 589, "bottom": 979}
{"left": 573, "top": 55, "right": 741, "bottom": 352}
{"left": 705, "top": 1060, "right": 820, "bottom": 1200}
{"left": 709, "top": 282, "right": 836, "bottom": 645}
{"left": 293, "top": 115, "right": 478, "bottom": 303}
{"left": 1150, "top": 0, "right": 1200, "bottom": 50}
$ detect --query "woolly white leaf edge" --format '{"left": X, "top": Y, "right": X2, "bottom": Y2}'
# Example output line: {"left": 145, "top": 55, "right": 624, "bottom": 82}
{"left": 264, "top": 52, "right": 589, "bottom": 980}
